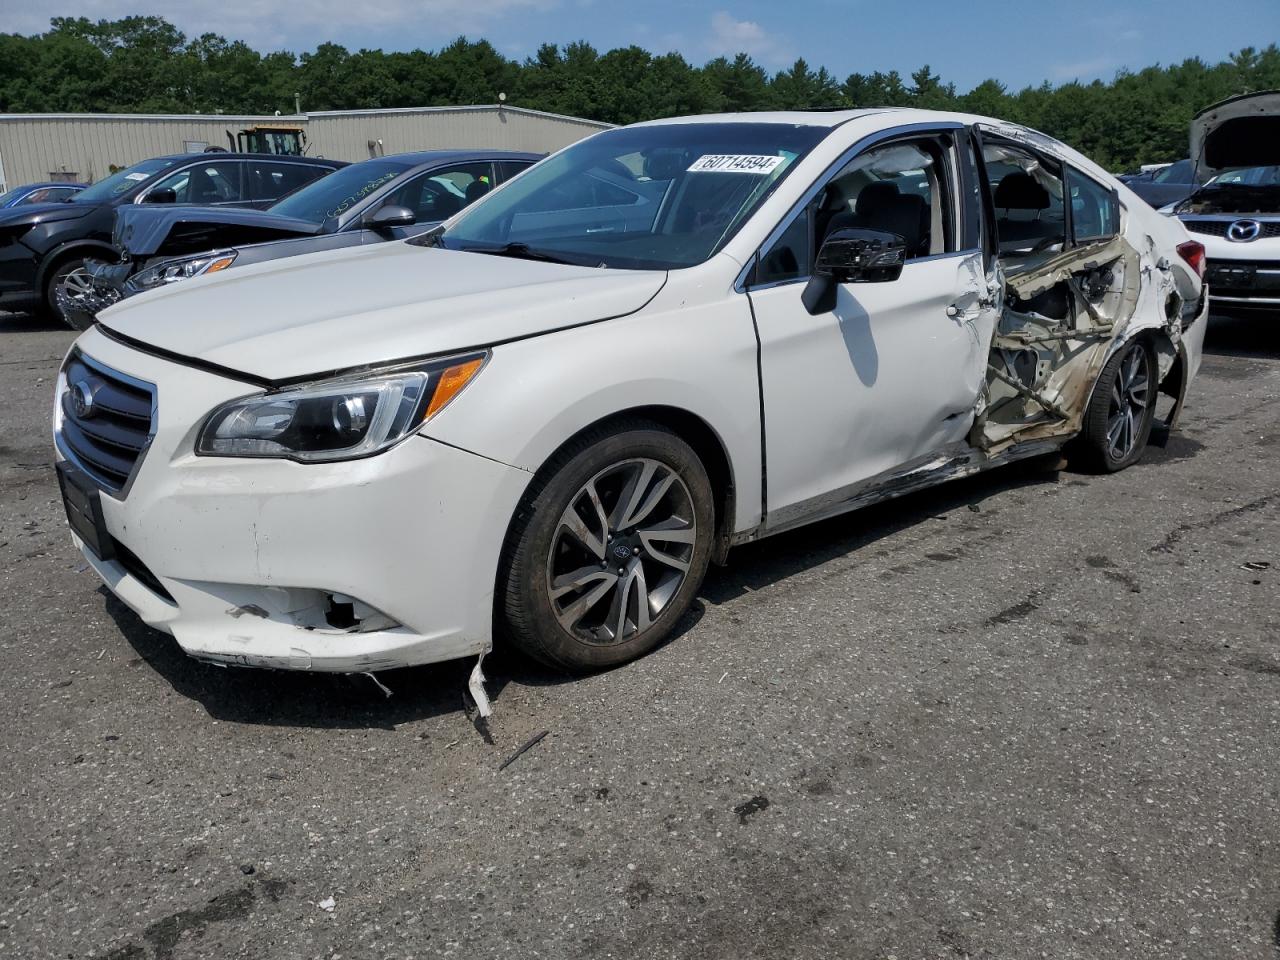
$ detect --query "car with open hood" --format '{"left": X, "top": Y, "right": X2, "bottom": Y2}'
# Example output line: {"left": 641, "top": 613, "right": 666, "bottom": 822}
{"left": 1169, "top": 91, "right": 1280, "bottom": 311}
{"left": 67, "top": 150, "right": 542, "bottom": 328}
{"left": 53, "top": 109, "right": 1207, "bottom": 714}
{"left": 0, "top": 152, "right": 344, "bottom": 327}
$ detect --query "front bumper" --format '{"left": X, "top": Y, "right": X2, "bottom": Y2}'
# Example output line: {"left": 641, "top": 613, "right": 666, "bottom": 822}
{"left": 1202, "top": 255, "right": 1280, "bottom": 309}
{"left": 57, "top": 328, "right": 532, "bottom": 672}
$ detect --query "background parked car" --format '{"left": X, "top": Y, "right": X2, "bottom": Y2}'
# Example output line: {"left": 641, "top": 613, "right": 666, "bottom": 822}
{"left": 0, "top": 181, "right": 87, "bottom": 208}
{"left": 66, "top": 150, "right": 541, "bottom": 328}
{"left": 1170, "top": 92, "right": 1280, "bottom": 313}
{"left": 0, "top": 152, "right": 345, "bottom": 326}
{"left": 1119, "top": 158, "right": 1202, "bottom": 207}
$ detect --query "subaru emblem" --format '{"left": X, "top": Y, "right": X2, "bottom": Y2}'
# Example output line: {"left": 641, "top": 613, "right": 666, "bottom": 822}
{"left": 1227, "top": 219, "right": 1262, "bottom": 243}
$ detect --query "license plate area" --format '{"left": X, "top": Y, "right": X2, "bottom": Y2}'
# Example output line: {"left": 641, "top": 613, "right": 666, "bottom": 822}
{"left": 56, "top": 461, "right": 115, "bottom": 562}
{"left": 1208, "top": 264, "right": 1257, "bottom": 288}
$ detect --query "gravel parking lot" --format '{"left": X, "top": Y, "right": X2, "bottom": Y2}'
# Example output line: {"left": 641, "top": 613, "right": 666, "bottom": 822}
{"left": 1, "top": 310, "right": 1277, "bottom": 960}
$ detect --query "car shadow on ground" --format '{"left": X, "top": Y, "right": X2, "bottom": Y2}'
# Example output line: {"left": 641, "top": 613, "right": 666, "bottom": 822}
{"left": 0, "top": 310, "right": 66, "bottom": 333}
{"left": 1203, "top": 310, "right": 1280, "bottom": 358}
{"left": 100, "top": 456, "right": 1066, "bottom": 730}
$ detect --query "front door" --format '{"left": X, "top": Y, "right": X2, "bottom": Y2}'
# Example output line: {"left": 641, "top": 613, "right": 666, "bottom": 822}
{"left": 747, "top": 132, "right": 999, "bottom": 528}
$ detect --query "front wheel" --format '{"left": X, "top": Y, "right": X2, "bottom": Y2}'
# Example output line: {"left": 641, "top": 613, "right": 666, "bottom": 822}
{"left": 1077, "top": 339, "right": 1157, "bottom": 472}
{"left": 500, "top": 422, "right": 714, "bottom": 672}
{"left": 46, "top": 258, "right": 102, "bottom": 331}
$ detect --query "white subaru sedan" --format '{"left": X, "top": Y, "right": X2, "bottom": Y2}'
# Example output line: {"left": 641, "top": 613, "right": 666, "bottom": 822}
{"left": 54, "top": 109, "right": 1207, "bottom": 706}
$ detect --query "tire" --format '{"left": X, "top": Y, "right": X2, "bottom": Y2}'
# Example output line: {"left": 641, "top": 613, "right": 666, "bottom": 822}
{"left": 1076, "top": 338, "right": 1157, "bottom": 472}
{"left": 500, "top": 420, "right": 715, "bottom": 673}
{"left": 45, "top": 257, "right": 99, "bottom": 331}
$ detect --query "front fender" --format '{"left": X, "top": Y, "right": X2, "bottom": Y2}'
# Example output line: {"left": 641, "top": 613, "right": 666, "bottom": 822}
{"left": 421, "top": 294, "right": 764, "bottom": 535}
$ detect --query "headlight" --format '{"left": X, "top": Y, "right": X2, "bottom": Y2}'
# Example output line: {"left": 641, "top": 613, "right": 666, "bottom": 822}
{"left": 132, "top": 250, "right": 238, "bottom": 290}
{"left": 196, "top": 353, "right": 487, "bottom": 462}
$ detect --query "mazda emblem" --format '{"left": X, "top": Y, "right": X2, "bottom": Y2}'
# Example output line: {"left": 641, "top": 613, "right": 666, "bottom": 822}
{"left": 70, "top": 379, "right": 97, "bottom": 419}
{"left": 1227, "top": 219, "right": 1262, "bottom": 243}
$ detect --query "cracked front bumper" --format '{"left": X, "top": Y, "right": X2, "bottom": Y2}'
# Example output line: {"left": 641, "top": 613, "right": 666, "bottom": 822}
{"left": 58, "top": 328, "right": 531, "bottom": 672}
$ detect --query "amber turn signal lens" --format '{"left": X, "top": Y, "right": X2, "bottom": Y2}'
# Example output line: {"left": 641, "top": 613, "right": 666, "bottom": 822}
{"left": 425, "top": 358, "right": 484, "bottom": 420}
{"left": 206, "top": 256, "right": 236, "bottom": 274}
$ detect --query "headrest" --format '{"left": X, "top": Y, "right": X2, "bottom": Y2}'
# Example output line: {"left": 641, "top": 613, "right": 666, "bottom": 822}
{"left": 465, "top": 180, "right": 490, "bottom": 203}
{"left": 855, "top": 181, "right": 901, "bottom": 217}
{"left": 994, "top": 171, "right": 1050, "bottom": 210}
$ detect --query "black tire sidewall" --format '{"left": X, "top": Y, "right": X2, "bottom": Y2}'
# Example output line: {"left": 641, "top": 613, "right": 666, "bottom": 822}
{"left": 1082, "top": 339, "right": 1157, "bottom": 472}
{"left": 502, "top": 425, "right": 714, "bottom": 672}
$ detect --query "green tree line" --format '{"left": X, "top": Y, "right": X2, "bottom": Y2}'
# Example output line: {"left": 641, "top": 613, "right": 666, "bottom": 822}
{"left": 2, "top": 16, "right": 1279, "bottom": 170}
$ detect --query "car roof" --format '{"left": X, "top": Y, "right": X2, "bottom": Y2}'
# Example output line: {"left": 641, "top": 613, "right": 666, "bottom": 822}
{"left": 377, "top": 149, "right": 544, "bottom": 166}
{"left": 148, "top": 153, "right": 346, "bottom": 166}
{"left": 635, "top": 109, "right": 903, "bottom": 128}
{"left": 14, "top": 181, "right": 87, "bottom": 189}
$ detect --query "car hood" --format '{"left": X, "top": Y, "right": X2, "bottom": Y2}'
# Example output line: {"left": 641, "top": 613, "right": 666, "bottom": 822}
{"left": 1191, "top": 90, "right": 1280, "bottom": 178}
{"left": 0, "top": 201, "right": 96, "bottom": 228}
{"left": 114, "top": 204, "right": 321, "bottom": 257}
{"left": 98, "top": 241, "right": 667, "bottom": 382}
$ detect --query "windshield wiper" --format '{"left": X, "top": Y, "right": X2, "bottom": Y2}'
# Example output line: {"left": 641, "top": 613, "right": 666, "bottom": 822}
{"left": 460, "top": 242, "right": 578, "bottom": 265}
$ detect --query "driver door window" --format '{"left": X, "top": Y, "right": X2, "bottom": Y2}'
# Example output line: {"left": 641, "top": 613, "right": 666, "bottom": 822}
{"left": 149, "top": 163, "right": 242, "bottom": 205}
{"left": 379, "top": 162, "right": 494, "bottom": 223}
{"left": 757, "top": 139, "right": 955, "bottom": 285}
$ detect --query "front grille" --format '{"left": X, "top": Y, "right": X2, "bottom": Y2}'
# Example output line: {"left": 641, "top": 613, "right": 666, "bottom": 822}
{"left": 1185, "top": 219, "right": 1280, "bottom": 239}
{"left": 57, "top": 353, "right": 155, "bottom": 494}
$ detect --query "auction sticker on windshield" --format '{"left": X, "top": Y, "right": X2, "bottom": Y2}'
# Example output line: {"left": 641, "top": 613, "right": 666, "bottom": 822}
{"left": 687, "top": 155, "right": 784, "bottom": 174}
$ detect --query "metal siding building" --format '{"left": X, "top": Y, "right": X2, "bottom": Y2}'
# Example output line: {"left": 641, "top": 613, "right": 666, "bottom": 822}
{"left": 0, "top": 105, "right": 610, "bottom": 192}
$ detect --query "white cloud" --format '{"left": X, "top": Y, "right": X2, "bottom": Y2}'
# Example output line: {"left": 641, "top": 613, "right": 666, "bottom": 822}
{"left": 1, "top": 0, "right": 559, "bottom": 50}
{"left": 705, "top": 10, "right": 791, "bottom": 66}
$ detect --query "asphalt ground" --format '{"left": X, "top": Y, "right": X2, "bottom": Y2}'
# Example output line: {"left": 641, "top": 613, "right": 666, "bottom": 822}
{"left": 1, "top": 308, "right": 1277, "bottom": 960}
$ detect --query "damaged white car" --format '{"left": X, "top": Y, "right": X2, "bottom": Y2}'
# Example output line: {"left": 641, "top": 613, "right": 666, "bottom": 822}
{"left": 1171, "top": 91, "right": 1280, "bottom": 311}
{"left": 54, "top": 109, "right": 1207, "bottom": 712}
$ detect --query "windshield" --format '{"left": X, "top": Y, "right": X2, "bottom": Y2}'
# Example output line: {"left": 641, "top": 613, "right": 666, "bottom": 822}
{"left": 1205, "top": 165, "right": 1280, "bottom": 188}
{"left": 1153, "top": 160, "right": 1192, "bottom": 184}
{"left": 434, "top": 122, "right": 828, "bottom": 270}
{"left": 73, "top": 157, "right": 182, "bottom": 203}
{"left": 269, "top": 159, "right": 412, "bottom": 224}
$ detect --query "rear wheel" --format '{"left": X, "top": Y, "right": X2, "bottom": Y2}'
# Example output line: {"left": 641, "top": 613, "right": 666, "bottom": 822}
{"left": 1077, "top": 339, "right": 1156, "bottom": 472}
{"left": 500, "top": 422, "right": 714, "bottom": 672}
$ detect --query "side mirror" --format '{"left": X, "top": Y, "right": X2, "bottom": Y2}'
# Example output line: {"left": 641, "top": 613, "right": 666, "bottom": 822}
{"left": 364, "top": 204, "right": 416, "bottom": 230}
{"left": 144, "top": 187, "right": 177, "bottom": 204}
{"left": 801, "top": 228, "right": 907, "bottom": 315}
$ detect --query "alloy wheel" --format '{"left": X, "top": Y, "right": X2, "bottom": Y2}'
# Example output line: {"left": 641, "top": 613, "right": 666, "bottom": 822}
{"left": 1106, "top": 343, "right": 1150, "bottom": 462}
{"left": 546, "top": 457, "right": 697, "bottom": 644}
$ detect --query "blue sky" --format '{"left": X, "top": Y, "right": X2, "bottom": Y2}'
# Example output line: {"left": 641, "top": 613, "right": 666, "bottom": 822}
{"left": 3, "top": 0, "right": 1279, "bottom": 91}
